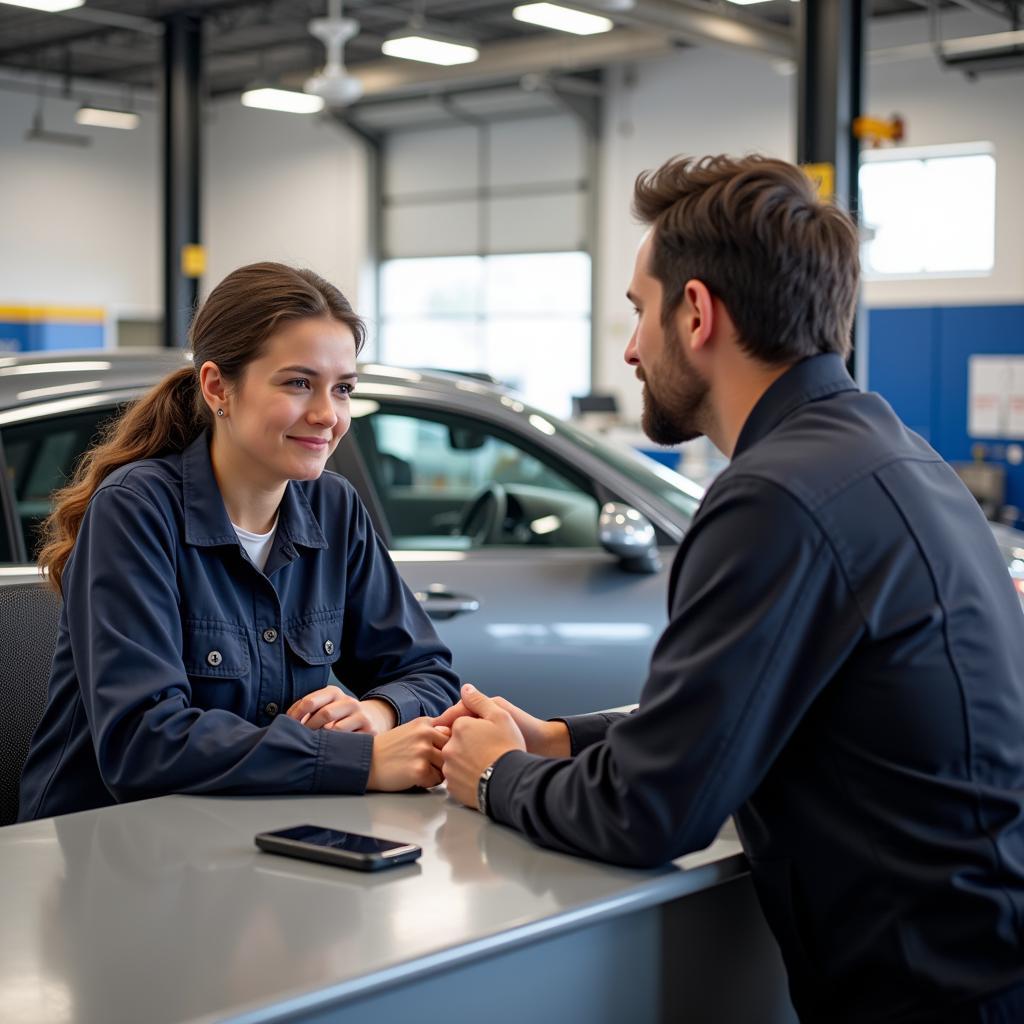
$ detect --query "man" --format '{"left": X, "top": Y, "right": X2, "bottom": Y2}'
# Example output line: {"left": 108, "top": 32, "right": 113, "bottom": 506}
{"left": 438, "top": 154, "right": 1024, "bottom": 1023}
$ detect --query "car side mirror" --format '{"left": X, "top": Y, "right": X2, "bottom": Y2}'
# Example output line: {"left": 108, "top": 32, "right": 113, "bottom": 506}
{"left": 598, "top": 502, "right": 662, "bottom": 574}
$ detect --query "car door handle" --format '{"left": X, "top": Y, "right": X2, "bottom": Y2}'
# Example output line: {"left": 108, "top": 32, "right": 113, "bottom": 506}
{"left": 414, "top": 590, "right": 481, "bottom": 620}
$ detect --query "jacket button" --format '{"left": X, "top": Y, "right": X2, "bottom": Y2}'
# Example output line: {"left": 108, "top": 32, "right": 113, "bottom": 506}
{"left": 324, "top": 639, "right": 335, "bottom": 655}
{"left": 262, "top": 628, "right": 278, "bottom": 644}
{"left": 265, "top": 702, "right": 279, "bottom": 716}
{"left": 207, "top": 650, "right": 222, "bottom": 667}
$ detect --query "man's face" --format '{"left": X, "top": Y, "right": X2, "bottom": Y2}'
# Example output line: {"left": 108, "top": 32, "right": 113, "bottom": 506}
{"left": 624, "top": 234, "right": 709, "bottom": 446}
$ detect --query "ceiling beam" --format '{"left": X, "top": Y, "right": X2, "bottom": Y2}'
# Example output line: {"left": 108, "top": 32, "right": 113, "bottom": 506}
{"left": 281, "top": 27, "right": 675, "bottom": 98}
{"left": 49, "top": 5, "right": 162, "bottom": 35}
{"left": 575, "top": 0, "right": 795, "bottom": 59}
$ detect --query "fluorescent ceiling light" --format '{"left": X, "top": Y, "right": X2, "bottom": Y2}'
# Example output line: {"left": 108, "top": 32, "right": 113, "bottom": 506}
{"left": 513, "top": 3, "right": 613, "bottom": 34}
{"left": 1, "top": 0, "right": 84, "bottom": 10}
{"left": 724, "top": 0, "right": 774, "bottom": 6}
{"left": 382, "top": 33, "right": 479, "bottom": 66}
{"left": 240, "top": 88, "right": 325, "bottom": 114}
{"left": 75, "top": 106, "right": 140, "bottom": 130}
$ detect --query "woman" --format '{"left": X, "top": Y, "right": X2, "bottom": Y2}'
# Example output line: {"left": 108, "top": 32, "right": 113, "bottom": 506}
{"left": 18, "top": 263, "right": 459, "bottom": 821}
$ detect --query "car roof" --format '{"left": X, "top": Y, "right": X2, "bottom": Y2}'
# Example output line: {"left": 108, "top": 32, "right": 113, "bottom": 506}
{"left": 0, "top": 350, "right": 506, "bottom": 412}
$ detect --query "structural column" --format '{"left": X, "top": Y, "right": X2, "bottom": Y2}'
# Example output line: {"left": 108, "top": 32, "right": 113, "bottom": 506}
{"left": 796, "top": 0, "right": 865, "bottom": 375}
{"left": 796, "top": 0, "right": 864, "bottom": 214}
{"left": 162, "top": 13, "right": 203, "bottom": 349}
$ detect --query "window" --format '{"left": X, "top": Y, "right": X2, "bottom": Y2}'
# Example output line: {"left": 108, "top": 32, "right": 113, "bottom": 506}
{"left": 859, "top": 145, "right": 995, "bottom": 278}
{"left": 378, "top": 252, "right": 591, "bottom": 418}
{"left": 1, "top": 408, "right": 119, "bottom": 560}
{"left": 350, "top": 407, "right": 600, "bottom": 551}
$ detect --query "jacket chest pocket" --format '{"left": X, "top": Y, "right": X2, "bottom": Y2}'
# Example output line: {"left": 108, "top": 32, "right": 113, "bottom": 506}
{"left": 182, "top": 622, "right": 252, "bottom": 713}
{"left": 284, "top": 613, "right": 343, "bottom": 698}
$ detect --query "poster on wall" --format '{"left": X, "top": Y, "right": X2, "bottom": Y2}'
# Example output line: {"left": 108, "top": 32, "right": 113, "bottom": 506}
{"left": 968, "top": 355, "right": 1024, "bottom": 439}
{"left": 1009, "top": 361, "right": 1024, "bottom": 438}
{"left": 969, "top": 356, "right": 1005, "bottom": 437}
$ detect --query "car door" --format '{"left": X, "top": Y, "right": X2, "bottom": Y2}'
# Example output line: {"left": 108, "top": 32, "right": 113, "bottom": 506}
{"left": 337, "top": 400, "right": 674, "bottom": 719}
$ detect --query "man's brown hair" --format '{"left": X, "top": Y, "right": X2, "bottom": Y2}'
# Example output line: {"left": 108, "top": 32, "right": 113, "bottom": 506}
{"left": 633, "top": 154, "right": 859, "bottom": 364}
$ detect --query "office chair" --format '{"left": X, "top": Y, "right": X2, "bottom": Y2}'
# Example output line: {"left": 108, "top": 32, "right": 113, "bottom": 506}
{"left": 0, "top": 580, "right": 61, "bottom": 826}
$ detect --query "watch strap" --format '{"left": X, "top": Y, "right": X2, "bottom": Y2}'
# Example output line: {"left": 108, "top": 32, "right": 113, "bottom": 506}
{"left": 477, "top": 761, "right": 498, "bottom": 816}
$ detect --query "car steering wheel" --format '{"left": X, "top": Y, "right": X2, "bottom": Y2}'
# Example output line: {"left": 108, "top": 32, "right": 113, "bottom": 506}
{"left": 458, "top": 483, "right": 508, "bottom": 546}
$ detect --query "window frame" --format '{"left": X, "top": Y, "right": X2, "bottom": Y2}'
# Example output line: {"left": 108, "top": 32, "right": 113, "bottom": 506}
{"left": 0, "top": 437, "right": 27, "bottom": 564}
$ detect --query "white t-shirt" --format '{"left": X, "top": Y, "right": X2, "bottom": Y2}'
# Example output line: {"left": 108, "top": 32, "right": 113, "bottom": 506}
{"left": 232, "top": 517, "right": 278, "bottom": 573}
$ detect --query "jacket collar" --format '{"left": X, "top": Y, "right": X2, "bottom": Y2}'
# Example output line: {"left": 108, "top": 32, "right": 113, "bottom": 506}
{"left": 181, "top": 432, "right": 328, "bottom": 550}
{"left": 733, "top": 353, "right": 859, "bottom": 458}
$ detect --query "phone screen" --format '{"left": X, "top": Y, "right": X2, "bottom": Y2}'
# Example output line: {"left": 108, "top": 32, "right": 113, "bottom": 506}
{"left": 270, "top": 825, "right": 412, "bottom": 855}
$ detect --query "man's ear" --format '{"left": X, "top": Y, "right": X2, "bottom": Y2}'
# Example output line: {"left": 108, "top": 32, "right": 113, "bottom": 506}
{"left": 198, "top": 360, "right": 230, "bottom": 415}
{"left": 671, "top": 279, "right": 715, "bottom": 354}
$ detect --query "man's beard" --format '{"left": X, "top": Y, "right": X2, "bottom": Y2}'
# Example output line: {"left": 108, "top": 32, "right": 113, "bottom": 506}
{"left": 640, "top": 326, "right": 709, "bottom": 446}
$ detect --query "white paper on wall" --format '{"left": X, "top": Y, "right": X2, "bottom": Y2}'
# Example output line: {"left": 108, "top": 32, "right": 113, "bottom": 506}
{"left": 969, "top": 355, "right": 1008, "bottom": 438}
{"left": 1007, "top": 358, "right": 1024, "bottom": 439}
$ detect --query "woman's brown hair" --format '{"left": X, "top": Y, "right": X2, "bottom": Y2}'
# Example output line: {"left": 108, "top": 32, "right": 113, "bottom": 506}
{"left": 39, "top": 262, "right": 365, "bottom": 595}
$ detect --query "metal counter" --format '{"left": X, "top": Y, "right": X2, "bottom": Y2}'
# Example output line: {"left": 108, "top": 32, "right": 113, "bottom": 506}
{"left": 0, "top": 789, "right": 797, "bottom": 1023}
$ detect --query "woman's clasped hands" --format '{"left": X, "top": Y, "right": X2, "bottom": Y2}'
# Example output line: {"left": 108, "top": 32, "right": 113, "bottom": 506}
{"left": 285, "top": 685, "right": 451, "bottom": 791}
{"left": 286, "top": 685, "right": 396, "bottom": 734}
{"left": 283, "top": 682, "right": 564, "bottom": 797}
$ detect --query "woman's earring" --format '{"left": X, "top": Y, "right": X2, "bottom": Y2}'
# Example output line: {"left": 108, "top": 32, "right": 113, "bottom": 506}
{"left": 216, "top": 408, "right": 225, "bottom": 418}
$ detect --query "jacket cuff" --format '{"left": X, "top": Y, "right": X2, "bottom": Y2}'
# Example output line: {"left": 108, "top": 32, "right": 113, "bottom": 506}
{"left": 314, "top": 728, "right": 374, "bottom": 794}
{"left": 484, "top": 749, "right": 545, "bottom": 824}
{"left": 361, "top": 682, "right": 421, "bottom": 725}
{"left": 559, "top": 712, "right": 614, "bottom": 756}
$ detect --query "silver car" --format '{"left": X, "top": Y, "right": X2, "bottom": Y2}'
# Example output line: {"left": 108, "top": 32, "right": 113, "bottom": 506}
{"left": 0, "top": 351, "right": 1016, "bottom": 719}
{"left": 0, "top": 350, "right": 698, "bottom": 718}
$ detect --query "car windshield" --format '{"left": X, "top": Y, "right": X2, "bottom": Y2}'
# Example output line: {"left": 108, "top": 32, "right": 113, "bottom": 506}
{"left": 552, "top": 416, "right": 704, "bottom": 522}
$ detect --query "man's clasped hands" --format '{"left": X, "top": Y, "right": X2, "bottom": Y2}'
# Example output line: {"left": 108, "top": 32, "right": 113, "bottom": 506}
{"left": 281, "top": 683, "right": 570, "bottom": 806}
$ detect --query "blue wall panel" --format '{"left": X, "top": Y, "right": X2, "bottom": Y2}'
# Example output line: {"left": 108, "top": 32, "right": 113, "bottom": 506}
{"left": 866, "top": 307, "right": 937, "bottom": 441}
{"left": 933, "top": 305, "right": 1024, "bottom": 461}
{"left": 0, "top": 320, "right": 103, "bottom": 352}
{"left": 868, "top": 304, "right": 1024, "bottom": 519}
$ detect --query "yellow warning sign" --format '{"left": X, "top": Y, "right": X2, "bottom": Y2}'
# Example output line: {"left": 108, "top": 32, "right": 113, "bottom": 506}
{"left": 801, "top": 163, "right": 835, "bottom": 201}
{"left": 181, "top": 244, "right": 206, "bottom": 278}
{"left": 853, "top": 114, "right": 904, "bottom": 146}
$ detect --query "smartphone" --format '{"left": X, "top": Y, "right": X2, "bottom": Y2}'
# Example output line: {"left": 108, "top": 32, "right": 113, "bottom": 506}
{"left": 255, "top": 824, "right": 422, "bottom": 872}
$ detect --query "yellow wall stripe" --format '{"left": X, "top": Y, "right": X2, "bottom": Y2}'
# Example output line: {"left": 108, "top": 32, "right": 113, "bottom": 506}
{"left": 0, "top": 306, "right": 106, "bottom": 324}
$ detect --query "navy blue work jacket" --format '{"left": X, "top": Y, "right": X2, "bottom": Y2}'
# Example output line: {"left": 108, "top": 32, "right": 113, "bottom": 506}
{"left": 488, "top": 355, "right": 1024, "bottom": 1023}
{"left": 19, "top": 432, "right": 460, "bottom": 820}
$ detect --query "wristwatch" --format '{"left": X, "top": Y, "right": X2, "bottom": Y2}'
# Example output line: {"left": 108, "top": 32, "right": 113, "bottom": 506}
{"left": 477, "top": 761, "right": 498, "bottom": 816}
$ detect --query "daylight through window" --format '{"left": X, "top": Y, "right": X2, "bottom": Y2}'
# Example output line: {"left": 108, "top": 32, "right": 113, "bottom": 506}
{"left": 379, "top": 252, "right": 591, "bottom": 418}
{"left": 859, "top": 146, "right": 995, "bottom": 278}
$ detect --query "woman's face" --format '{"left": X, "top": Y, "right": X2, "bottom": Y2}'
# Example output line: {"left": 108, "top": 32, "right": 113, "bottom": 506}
{"left": 218, "top": 315, "right": 358, "bottom": 487}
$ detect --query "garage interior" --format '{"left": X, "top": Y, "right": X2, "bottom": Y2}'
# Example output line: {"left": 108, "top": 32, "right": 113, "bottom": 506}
{"left": 1, "top": 0, "right": 1023, "bottom": 1021}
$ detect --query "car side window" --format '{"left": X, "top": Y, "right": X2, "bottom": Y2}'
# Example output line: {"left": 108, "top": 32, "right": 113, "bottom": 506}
{"left": 1, "top": 408, "right": 120, "bottom": 560}
{"left": 351, "top": 408, "right": 601, "bottom": 550}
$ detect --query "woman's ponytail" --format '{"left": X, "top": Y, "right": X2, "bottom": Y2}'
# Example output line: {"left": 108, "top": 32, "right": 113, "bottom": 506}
{"left": 38, "top": 365, "right": 206, "bottom": 595}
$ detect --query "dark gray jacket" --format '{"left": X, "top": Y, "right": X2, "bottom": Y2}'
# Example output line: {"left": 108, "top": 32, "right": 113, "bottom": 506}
{"left": 489, "top": 354, "right": 1024, "bottom": 1023}
{"left": 19, "top": 431, "right": 459, "bottom": 820}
